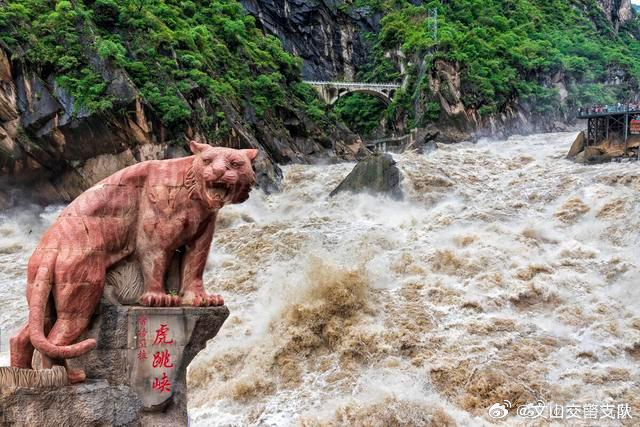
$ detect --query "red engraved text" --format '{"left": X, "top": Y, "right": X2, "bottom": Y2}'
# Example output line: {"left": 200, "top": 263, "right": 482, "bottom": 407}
{"left": 152, "top": 349, "right": 174, "bottom": 368}
{"left": 153, "top": 323, "right": 174, "bottom": 345}
{"left": 151, "top": 372, "right": 172, "bottom": 393}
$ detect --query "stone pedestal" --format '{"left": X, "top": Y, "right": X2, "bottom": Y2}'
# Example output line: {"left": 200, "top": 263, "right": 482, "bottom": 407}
{"left": 1, "top": 381, "right": 139, "bottom": 426}
{"left": 0, "top": 300, "right": 229, "bottom": 426}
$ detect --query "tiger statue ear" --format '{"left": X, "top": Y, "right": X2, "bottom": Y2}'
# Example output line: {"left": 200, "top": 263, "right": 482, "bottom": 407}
{"left": 242, "top": 149, "right": 258, "bottom": 163}
{"left": 189, "top": 140, "right": 210, "bottom": 154}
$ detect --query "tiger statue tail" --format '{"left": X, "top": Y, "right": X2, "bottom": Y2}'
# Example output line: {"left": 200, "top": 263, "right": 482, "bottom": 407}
{"left": 28, "top": 252, "right": 97, "bottom": 359}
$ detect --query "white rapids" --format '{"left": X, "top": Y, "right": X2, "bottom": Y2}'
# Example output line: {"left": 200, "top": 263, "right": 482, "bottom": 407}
{"left": 1, "top": 132, "right": 638, "bottom": 425}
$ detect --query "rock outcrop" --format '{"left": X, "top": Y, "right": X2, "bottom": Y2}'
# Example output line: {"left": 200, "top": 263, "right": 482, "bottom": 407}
{"left": 598, "top": 0, "right": 635, "bottom": 31}
{"left": 419, "top": 60, "right": 575, "bottom": 142}
{"left": 567, "top": 131, "right": 586, "bottom": 159}
{"left": 567, "top": 130, "right": 640, "bottom": 164}
{"left": 330, "top": 152, "right": 402, "bottom": 199}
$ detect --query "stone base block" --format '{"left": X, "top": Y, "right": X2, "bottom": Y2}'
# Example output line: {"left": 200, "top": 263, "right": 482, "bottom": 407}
{"left": 1, "top": 299, "right": 229, "bottom": 426}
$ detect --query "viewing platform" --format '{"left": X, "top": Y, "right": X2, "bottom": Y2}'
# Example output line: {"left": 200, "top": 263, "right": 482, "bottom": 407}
{"left": 568, "top": 104, "right": 640, "bottom": 163}
{"left": 575, "top": 105, "right": 640, "bottom": 148}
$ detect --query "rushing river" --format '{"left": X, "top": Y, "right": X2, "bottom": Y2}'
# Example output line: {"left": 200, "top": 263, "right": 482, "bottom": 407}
{"left": 1, "top": 132, "right": 639, "bottom": 425}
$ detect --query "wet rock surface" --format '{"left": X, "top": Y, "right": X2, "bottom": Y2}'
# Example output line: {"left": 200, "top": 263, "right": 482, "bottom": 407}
{"left": 406, "top": 131, "right": 439, "bottom": 154}
{"left": 567, "top": 130, "right": 586, "bottom": 159}
{"left": 330, "top": 152, "right": 403, "bottom": 199}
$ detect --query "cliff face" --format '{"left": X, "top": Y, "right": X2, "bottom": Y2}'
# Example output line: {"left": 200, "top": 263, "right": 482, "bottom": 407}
{"left": 423, "top": 61, "right": 572, "bottom": 142}
{"left": 242, "top": 0, "right": 637, "bottom": 81}
{"left": 0, "top": 49, "right": 361, "bottom": 207}
{"left": 0, "top": 0, "right": 369, "bottom": 208}
{"left": 598, "top": 0, "right": 634, "bottom": 30}
{"left": 418, "top": 1, "right": 639, "bottom": 141}
{"left": 239, "top": 0, "right": 380, "bottom": 80}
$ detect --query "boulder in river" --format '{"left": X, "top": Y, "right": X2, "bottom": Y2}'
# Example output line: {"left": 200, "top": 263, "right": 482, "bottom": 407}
{"left": 575, "top": 145, "right": 613, "bottom": 164}
{"left": 567, "top": 131, "right": 586, "bottom": 159}
{"left": 329, "top": 153, "right": 403, "bottom": 199}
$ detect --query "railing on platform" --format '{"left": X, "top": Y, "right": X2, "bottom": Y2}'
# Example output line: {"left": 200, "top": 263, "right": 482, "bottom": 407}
{"left": 576, "top": 106, "right": 640, "bottom": 118}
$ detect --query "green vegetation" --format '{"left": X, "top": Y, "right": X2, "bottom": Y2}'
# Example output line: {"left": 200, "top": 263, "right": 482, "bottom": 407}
{"left": 2, "top": 0, "right": 639, "bottom": 140}
{"left": 333, "top": 93, "right": 387, "bottom": 137}
{"left": 342, "top": 0, "right": 640, "bottom": 132}
{"left": 0, "top": 0, "right": 326, "bottom": 136}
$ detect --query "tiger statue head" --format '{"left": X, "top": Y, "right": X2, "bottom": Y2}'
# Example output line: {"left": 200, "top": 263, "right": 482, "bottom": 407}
{"left": 186, "top": 141, "right": 258, "bottom": 211}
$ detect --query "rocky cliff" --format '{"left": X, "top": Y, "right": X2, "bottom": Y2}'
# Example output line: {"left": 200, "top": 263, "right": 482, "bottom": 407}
{"left": 0, "top": 46, "right": 361, "bottom": 206}
{"left": 2, "top": 0, "right": 638, "bottom": 204}
{"left": 419, "top": 0, "right": 640, "bottom": 141}
{"left": 419, "top": 60, "right": 574, "bottom": 142}
{"left": 0, "top": 0, "right": 365, "bottom": 207}
{"left": 242, "top": 1, "right": 637, "bottom": 82}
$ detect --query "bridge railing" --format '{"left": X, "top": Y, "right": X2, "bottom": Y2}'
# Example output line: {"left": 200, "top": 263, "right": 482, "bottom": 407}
{"left": 303, "top": 81, "right": 401, "bottom": 88}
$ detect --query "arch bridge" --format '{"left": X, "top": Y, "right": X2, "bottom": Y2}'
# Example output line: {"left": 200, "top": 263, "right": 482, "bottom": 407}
{"left": 303, "top": 81, "right": 401, "bottom": 105}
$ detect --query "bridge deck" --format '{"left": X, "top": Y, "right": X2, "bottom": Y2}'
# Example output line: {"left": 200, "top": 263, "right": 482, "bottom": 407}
{"left": 303, "top": 81, "right": 401, "bottom": 88}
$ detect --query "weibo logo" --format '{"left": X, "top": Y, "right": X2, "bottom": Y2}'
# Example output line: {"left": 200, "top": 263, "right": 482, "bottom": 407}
{"left": 488, "top": 400, "right": 512, "bottom": 419}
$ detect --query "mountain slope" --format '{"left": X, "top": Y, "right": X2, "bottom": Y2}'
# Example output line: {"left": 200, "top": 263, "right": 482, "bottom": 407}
{"left": 369, "top": 0, "right": 640, "bottom": 137}
{"left": 244, "top": 0, "right": 640, "bottom": 140}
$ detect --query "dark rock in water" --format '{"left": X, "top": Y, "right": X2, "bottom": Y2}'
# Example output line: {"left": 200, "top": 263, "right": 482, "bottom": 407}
{"left": 422, "top": 139, "right": 438, "bottom": 154}
{"left": 406, "top": 131, "right": 439, "bottom": 154}
{"left": 330, "top": 153, "right": 403, "bottom": 199}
